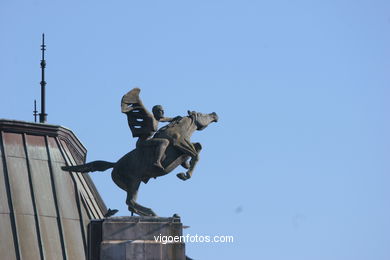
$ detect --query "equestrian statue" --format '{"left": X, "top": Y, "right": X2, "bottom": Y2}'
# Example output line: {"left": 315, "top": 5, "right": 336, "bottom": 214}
{"left": 62, "top": 88, "right": 218, "bottom": 216}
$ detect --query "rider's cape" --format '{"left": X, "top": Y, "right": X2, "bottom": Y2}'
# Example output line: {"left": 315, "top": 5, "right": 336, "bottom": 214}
{"left": 121, "top": 88, "right": 157, "bottom": 138}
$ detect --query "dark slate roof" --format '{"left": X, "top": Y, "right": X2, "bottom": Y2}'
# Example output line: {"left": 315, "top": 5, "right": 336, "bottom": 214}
{"left": 0, "top": 119, "right": 107, "bottom": 260}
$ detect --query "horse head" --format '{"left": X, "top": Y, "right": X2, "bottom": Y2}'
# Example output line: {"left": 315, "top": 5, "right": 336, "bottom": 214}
{"left": 187, "top": 110, "right": 218, "bottom": 130}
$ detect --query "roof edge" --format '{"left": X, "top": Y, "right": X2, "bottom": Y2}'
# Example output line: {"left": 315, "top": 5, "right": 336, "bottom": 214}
{"left": 0, "top": 119, "right": 107, "bottom": 213}
{"left": 0, "top": 119, "right": 87, "bottom": 155}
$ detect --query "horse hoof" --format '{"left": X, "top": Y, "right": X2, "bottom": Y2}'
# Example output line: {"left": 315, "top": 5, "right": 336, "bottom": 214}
{"left": 143, "top": 211, "right": 156, "bottom": 216}
{"left": 176, "top": 173, "right": 187, "bottom": 180}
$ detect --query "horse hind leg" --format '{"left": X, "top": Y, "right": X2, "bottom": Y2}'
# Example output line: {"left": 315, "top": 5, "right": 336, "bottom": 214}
{"left": 126, "top": 178, "right": 157, "bottom": 216}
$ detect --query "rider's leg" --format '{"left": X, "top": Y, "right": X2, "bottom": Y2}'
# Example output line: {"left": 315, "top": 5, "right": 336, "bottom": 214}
{"left": 137, "top": 138, "right": 168, "bottom": 170}
{"left": 154, "top": 138, "right": 169, "bottom": 168}
{"left": 150, "top": 138, "right": 169, "bottom": 169}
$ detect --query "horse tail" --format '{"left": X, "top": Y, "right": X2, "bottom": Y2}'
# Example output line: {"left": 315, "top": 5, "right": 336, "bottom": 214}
{"left": 61, "top": 160, "right": 115, "bottom": 173}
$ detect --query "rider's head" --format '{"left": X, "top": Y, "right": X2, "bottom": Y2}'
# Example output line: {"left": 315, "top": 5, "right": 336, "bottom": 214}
{"left": 152, "top": 105, "right": 164, "bottom": 120}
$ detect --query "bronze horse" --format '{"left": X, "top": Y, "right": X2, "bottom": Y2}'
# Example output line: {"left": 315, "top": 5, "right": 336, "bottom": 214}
{"left": 62, "top": 109, "right": 218, "bottom": 216}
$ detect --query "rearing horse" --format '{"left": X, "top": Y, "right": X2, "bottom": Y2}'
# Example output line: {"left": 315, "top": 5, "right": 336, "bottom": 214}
{"left": 62, "top": 109, "right": 218, "bottom": 216}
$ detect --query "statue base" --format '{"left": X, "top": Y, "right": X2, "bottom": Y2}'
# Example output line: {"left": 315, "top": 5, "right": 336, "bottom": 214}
{"left": 88, "top": 216, "right": 185, "bottom": 260}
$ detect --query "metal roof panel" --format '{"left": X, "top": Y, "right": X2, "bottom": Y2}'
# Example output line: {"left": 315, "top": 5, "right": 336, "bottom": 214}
{"left": 0, "top": 214, "right": 17, "bottom": 259}
{"left": 7, "top": 156, "right": 34, "bottom": 215}
{"left": 15, "top": 214, "right": 41, "bottom": 260}
{"left": 29, "top": 159, "right": 57, "bottom": 217}
{"left": 39, "top": 216, "right": 64, "bottom": 259}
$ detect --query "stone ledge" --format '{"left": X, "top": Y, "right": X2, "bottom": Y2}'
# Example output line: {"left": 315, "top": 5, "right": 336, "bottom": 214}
{"left": 89, "top": 217, "right": 186, "bottom": 260}
{"left": 102, "top": 219, "right": 182, "bottom": 241}
{"left": 104, "top": 216, "right": 181, "bottom": 223}
{"left": 100, "top": 240, "right": 185, "bottom": 260}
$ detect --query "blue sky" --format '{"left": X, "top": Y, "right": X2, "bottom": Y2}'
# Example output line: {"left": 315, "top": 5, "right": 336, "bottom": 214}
{"left": 1, "top": 0, "right": 390, "bottom": 259}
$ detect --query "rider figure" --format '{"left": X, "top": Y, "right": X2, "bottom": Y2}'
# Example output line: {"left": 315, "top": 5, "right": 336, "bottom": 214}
{"left": 135, "top": 105, "right": 177, "bottom": 170}
{"left": 121, "top": 88, "right": 181, "bottom": 171}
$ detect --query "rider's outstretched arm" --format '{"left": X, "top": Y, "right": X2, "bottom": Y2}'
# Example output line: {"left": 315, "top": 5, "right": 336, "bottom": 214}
{"left": 159, "top": 116, "right": 182, "bottom": 123}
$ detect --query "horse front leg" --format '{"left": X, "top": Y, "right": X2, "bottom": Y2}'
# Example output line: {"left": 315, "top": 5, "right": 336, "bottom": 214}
{"left": 177, "top": 142, "right": 202, "bottom": 181}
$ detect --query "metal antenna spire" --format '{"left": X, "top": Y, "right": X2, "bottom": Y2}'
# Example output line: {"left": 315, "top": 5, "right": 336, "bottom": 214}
{"left": 33, "top": 100, "right": 38, "bottom": 123}
{"left": 39, "top": 33, "right": 48, "bottom": 123}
